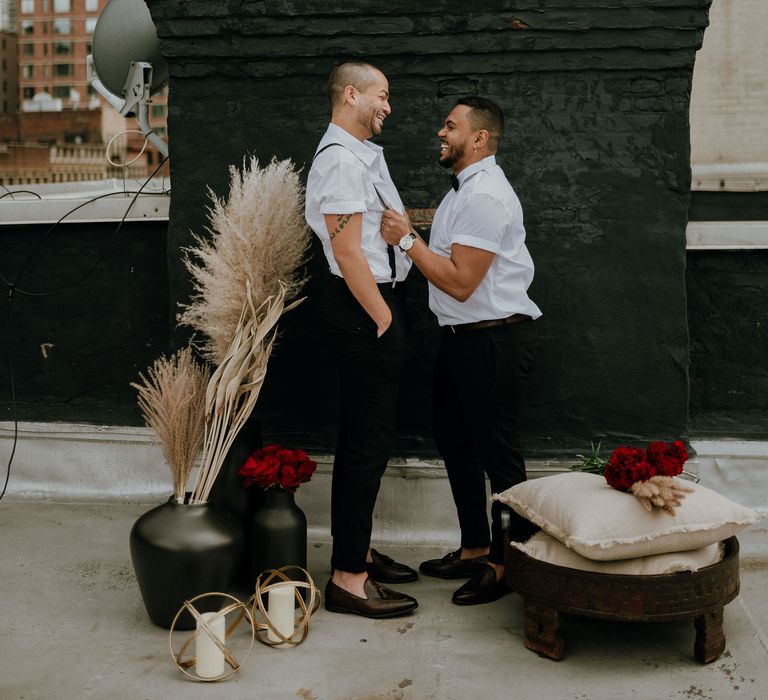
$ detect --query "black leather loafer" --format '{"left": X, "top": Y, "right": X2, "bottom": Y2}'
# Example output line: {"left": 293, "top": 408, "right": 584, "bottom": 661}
{"left": 451, "top": 565, "right": 511, "bottom": 606}
{"left": 366, "top": 548, "right": 418, "bottom": 584}
{"left": 324, "top": 577, "right": 418, "bottom": 619}
{"left": 419, "top": 548, "right": 489, "bottom": 579}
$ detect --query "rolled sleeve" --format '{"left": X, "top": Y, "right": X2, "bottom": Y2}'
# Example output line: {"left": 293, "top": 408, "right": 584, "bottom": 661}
{"left": 449, "top": 193, "right": 508, "bottom": 254}
{"left": 317, "top": 159, "right": 368, "bottom": 215}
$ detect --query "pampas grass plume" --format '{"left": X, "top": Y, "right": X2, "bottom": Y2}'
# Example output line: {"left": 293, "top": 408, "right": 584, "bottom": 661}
{"left": 131, "top": 347, "right": 210, "bottom": 502}
{"left": 178, "top": 156, "right": 311, "bottom": 363}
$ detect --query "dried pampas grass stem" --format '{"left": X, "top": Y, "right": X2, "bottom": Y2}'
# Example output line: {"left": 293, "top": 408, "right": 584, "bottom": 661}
{"left": 131, "top": 348, "right": 210, "bottom": 502}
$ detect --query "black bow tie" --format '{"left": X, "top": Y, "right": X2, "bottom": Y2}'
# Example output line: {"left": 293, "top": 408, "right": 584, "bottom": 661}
{"left": 451, "top": 174, "right": 460, "bottom": 191}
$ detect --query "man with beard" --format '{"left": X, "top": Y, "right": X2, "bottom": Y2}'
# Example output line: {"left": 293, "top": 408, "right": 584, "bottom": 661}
{"left": 380, "top": 96, "right": 541, "bottom": 605}
{"left": 305, "top": 62, "right": 418, "bottom": 618}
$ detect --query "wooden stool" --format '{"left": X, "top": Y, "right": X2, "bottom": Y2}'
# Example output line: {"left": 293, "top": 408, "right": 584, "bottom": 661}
{"left": 504, "top": 532, "right": 740, "bottom": 663}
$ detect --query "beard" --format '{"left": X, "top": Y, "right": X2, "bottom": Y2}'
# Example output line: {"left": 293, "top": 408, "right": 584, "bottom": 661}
{"left": 356, "top": 98, "right": 382, "bottom": 137}
{"left": 438, "top": 143, "right": 465, "bottom": 169}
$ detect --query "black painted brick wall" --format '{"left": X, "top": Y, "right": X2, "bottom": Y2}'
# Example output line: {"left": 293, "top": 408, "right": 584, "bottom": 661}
{"left": 1, "top": 222, "right": 169, "bottom": 425}
{"left": 142, "top": 0, "right": 710, "bottom": 454}
{"left": 0, "top": 2, "right": 708, "bottom": 453}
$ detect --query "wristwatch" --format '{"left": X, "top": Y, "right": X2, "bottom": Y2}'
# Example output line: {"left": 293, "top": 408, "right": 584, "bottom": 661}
{"left": 398, "top": 231, "right": 417, "bottom": 252}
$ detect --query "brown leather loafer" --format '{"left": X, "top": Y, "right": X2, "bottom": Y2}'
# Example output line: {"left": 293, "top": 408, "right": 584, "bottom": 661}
{"left": 366, "top": 548, "right": 418, "bottom": 584}
{"left": 451, "top": 565, "right": 511, "bottom": 606}
{"left": 419, "top": 548, "right": 489, "bottom": 579}
{"left": 324, "top": 577, "right": 418, "bottom": 619}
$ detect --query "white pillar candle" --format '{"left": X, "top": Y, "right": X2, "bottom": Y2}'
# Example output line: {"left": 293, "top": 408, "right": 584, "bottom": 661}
{"left": 267, "top": 585, "right": 295, "bottom": 643}
{"left": 196, "top": 611, "right": 226, "bottom": 679}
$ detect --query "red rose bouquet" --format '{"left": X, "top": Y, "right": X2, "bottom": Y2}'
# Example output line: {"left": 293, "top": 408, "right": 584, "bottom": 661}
{"left": 603, "top": 440, "right": 692, "bottom": 515}
{"left": 239, "top": 444, "right": 317, "bottom": 494}
{"left": 604, "top": 440, "right": 689, "bottom": 491}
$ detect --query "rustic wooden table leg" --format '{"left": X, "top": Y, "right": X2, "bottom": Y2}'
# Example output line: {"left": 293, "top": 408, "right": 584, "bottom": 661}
{"left": 694, "top": 607, "right": 725, "bottom": 663}
{"left": 523, "top": 600, "right": 565, "bottom": 660}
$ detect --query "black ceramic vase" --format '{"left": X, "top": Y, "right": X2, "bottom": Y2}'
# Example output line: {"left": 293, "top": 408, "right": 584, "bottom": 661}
{"left": 129, "top": 498, "right": 244, "bottom": 630}
{"left": 250, "top": 488, "right": 307, "bottom": 585}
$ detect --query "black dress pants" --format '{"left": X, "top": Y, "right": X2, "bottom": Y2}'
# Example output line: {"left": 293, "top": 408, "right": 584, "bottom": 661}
{"left": 319, "top": 275, "right": 407, "bottom": 573}
{"left": 433, "top": 319, "right": 538, "bottom": 564}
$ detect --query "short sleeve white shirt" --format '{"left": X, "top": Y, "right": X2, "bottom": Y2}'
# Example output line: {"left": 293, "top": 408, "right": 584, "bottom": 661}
{"left": 305, "top": 123, "right": 412, "bottom": 283}
{"left": 428, "top": 155, "right": 542, "bottom": 326}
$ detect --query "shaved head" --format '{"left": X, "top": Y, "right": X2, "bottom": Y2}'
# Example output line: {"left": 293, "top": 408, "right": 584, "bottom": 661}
{"left": 328, "top": 62, "right": 383, "bottom": 110}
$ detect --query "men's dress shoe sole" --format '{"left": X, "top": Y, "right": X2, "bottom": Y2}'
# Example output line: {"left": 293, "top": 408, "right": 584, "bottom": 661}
{"left": 452, "top": 567, "right": 512, "bottom": 606}
{"left": 324, "top": 578, "right": 418, "bottom": 619}
{"left": 419, "top": 549, "right": 489, "bottom": 580}
{"left": 366, "top": 549, "right": 418, "bottom": 584}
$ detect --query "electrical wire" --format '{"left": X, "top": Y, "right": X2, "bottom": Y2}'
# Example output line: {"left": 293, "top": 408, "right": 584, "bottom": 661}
{"left": 0, "top": 190, "right": 42, "bottom": 201}
{"left": 0, "top": 155, "right": 170, "bottom": 501}
{"left": 105, "top": 129, "right": 150, "bottom": 168}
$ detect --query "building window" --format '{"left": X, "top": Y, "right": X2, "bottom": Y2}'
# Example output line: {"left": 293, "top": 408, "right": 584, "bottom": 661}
{"left": 54, "top": 42, "right": 72, "bottom": 55}
{"left": 85, "top": 0, "right": 99, "bottom": 10}
{"left": 22, "top": 65, "right": 35, "bottom": 79}
{"left": 54, "top": 63, "right": 73, "bottom": 77}
{"left": 22, "top": 20, "right": 34, "bottom": 35}
{"left": 53, "top": 85, "right": 70, "bottom": 98}
{"left": 53, "top": 0, "right": 72, "bottom": 12}
{"left": 23, "top": 87, "right": 35, "bottom": 99}
{"left": 53, "top": 19, "right": 71, "bottom": 35}
{"left": 21, "top": 0, "right": 35, "bottom": 14}
{"left": 43, "top": 43, "right": 49, "bottom": 55}
{"left": 22, "top": 43, "right": 35, "bottom": 56}
{"left": 151, "top": 104, "right": 166, "bottom": 118}
{"left": 85, "top": 17, "right": 97, "bottom": 33}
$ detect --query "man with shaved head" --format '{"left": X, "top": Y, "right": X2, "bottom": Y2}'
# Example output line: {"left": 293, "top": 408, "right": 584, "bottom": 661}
{"left": 305, "top": 61, "right": 418, "bottom": 619}
{"left": 381, "top": 96, "right": 542, "bottom": 606}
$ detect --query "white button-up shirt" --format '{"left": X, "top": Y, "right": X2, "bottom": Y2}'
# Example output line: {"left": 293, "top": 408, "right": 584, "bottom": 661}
{"left": 428, "top": 155, "right": 542, "bottom": 326}
{"left": 305, "top": 123, "right": 411, "bottom": 283}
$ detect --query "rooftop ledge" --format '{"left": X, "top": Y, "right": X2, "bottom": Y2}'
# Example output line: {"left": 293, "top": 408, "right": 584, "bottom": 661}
{"left": 0, "top": 179, "right": 170, "bottom": 226}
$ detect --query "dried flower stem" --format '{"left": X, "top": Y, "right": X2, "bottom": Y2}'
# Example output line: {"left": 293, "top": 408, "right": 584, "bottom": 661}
{"left": 131, "top": 347, "right": 210, "bottom": 502}
{"left": 189, "top": 282, "right": 303, "bottom": 504}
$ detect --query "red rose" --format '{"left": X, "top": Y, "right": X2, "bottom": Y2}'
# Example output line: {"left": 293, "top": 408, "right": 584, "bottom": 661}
{"left": 277, "top": 448, "right": 298, "bottom": 468}
{"left": 278, "top": 463, "right": 302, "bottom": 493}
{"left": 241, "top": 444, "right": 316, "bottom": 492}
{"left": 604, "top": 446, "right": 654, "bottom": 491}
{"left": 296, "top": 454, "right": 317, "bottom": 483}
{"left": 647, "top": 440, "right": 688, "bottom": 477}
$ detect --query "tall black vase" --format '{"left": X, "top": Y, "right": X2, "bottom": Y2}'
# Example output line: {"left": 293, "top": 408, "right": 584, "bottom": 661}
{"left": 250, "top": 489, "right": 307, "bottom": 586}
{"left": 129, "top": 498, "right": 243, "bottom": 630}
{"left": 208, "top": 418, "right": 263, "bottom": 588}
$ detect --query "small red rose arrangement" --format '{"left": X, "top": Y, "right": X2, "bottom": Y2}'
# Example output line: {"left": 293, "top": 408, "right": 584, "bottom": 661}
{"left": 573, "top": 440, "right": 693, "bottom": 515}
{"left": 239, "top": 444, "right": 317, "bottom": 493}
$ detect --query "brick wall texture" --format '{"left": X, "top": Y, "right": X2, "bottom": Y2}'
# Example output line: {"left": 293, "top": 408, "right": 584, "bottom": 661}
{"left": 143, "top": 0, "right": 711, "bottom": 453}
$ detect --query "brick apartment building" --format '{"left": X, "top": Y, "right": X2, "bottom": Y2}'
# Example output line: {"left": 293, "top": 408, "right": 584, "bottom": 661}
{"left": 0, "top": 0, "right": 168, "bottom": 185}
{"left": 1, "top": 29, "right": 18, "bottom": 114}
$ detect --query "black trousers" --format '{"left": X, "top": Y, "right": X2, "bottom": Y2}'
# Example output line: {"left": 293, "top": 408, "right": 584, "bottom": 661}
{"left": 319, "top": 275, "right": 407, "bottom": 573}
{"left": 433, "top": 319, "right": 538, "bottom": 564}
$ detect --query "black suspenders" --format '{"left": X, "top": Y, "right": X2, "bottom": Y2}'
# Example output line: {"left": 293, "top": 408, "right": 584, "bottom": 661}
{"left": 312, "top": 143, "right": 397, "bottom": 283}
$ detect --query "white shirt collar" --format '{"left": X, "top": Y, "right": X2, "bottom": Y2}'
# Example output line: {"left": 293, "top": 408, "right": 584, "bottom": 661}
{"left": 318, "top": 123, "right": 380, "bottom": 168}
{"left": 456, "top": 155, "right": 496, "bottom": 188}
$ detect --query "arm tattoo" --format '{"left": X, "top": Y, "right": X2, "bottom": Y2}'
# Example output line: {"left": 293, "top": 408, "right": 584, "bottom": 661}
{"left": 330, "top": 214, "right": 352, "bottom": 240}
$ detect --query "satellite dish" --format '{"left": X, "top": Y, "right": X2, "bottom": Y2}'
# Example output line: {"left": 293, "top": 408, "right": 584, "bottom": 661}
{"left": 87, "top": 0, "right": 169, "bottom": 158}
{"left": 91, "top": 0, "right": 168, "bottom": 97}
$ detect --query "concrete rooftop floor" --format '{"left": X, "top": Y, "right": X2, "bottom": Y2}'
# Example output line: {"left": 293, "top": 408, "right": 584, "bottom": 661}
{"left": 0, "top": 499, "right": 767, "bottom": 700}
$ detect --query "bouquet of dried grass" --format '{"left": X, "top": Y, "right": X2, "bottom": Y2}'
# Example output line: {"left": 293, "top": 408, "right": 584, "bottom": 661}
{"left": 131, "top": 347, "right": 210, "bottom": 503}
{"left": 178, "top": 156, "right": 311, "bottom": 504}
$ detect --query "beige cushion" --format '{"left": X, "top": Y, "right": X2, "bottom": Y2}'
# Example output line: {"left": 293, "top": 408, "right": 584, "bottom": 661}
{"left": 509, "top": 530, "right": 724, "bottom": 575}
{"left": 493, "top": 472, "right": 760, "bottom": 561}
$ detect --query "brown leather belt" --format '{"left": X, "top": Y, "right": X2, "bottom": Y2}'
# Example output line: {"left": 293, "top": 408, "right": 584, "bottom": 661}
{"left": 448, "top": 313, "right": 530, "bottom": 334}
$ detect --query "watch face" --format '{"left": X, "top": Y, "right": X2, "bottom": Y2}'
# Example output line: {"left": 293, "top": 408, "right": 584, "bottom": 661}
{"left": 399, "top": 234, "right": 414, "bottom": 251}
